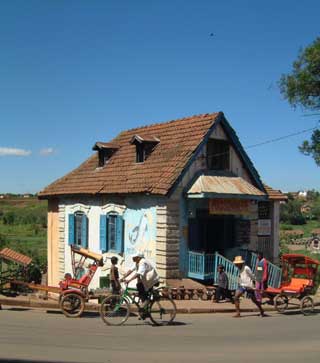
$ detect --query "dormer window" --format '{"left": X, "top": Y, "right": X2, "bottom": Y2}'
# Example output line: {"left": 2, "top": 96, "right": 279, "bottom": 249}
{"left": 130, "top": 135, "right": 160, "bottom": 163}
{"left": 92, "top": 142, "right": 119, "bottom": 167}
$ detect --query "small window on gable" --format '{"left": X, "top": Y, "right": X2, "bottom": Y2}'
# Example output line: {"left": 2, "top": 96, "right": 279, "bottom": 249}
{"left": 207, "top": 139, "right": 230, "bottom": 170}
{"left": 92, "top": 142, "right": 120, "bottom": 167}
{"left": 130, "top": 135, "right": 159, "bottom": 163}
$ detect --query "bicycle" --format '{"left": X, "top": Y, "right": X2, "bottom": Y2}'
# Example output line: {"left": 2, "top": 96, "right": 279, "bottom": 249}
{"left": 99, "top": 283, "right": 177, "bottom": 326}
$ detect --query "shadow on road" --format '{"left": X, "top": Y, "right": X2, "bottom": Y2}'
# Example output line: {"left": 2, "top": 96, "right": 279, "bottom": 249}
{"left": 0, "top": 360, "right": 82, "bottom": 363}
{"left": 6, "top": 307, "right": 32, "bottom": 312}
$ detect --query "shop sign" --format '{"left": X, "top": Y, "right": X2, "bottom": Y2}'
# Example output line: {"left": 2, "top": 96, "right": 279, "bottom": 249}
{"left": 209, "top": 199, "right": 251, "bottom": 215}
{"left": 258, "top": 219, "right": 271, "bottom": 236}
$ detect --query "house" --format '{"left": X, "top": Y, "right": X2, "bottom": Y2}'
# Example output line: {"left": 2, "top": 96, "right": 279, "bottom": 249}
{"left": 39, "top": 112, "right": 286, "bottom": 288}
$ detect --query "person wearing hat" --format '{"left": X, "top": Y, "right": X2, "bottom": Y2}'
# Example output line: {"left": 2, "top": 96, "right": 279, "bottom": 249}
{"left": 213, "top": 264, "right": 234, "bottom": 303}
{"left": 121, "top": 252, "right": 159, "bottom": 309}
{"left": 233, "top": 255, "right": 266, "bottom": 318}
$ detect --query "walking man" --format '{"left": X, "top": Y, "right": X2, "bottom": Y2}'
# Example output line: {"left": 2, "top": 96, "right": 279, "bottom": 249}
{"left": 233, "top": 255, "right": 266, "bottom": 318}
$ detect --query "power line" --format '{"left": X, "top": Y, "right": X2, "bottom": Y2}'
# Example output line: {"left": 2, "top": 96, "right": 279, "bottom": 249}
{"left": 206, "top": 122, "right": 319, "bottom": 159}
{"left": 245, "top": 125, "right": 318, "bottom": 149}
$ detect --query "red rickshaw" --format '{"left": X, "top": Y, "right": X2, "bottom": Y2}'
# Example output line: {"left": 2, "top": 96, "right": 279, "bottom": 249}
{"left": 265, "top": 254, "right": 320, "bottom": 315}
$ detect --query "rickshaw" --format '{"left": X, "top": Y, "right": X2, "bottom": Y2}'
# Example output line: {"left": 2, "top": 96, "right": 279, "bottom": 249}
{"left": 1, "top": 245, "right": 104, "bottom": 318}
{"left": 265, "top": 254, "right": 320, "bottom": 315}
{"left": 58, "top": 245, "right": 104, "bottom": 317}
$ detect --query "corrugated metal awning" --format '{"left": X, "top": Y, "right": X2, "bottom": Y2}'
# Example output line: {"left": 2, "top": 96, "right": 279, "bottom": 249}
{"left": 187, "top": 172, "right": 266, "bottom": 200}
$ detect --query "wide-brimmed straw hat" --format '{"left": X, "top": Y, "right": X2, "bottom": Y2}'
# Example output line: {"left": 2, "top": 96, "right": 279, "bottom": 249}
{"left": 233, "top": 256, "right": 245, "bottom": 264}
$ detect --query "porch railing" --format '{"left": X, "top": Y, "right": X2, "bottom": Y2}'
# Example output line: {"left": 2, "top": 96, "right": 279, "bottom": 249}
{"left": 249, "top": 252, "right": 282, "bottom": 288}
{"left": 214, "top": 252, "right": 239, "bottom": 290}
{"left": 188, "top": 250, "right": 282, "bottom": 289}
{"left": 188, "top": 251, "right": 215, "bottom": 280}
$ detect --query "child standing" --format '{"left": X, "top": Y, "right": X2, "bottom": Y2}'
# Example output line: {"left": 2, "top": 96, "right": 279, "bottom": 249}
{"left": 110, "top": 256, "right": 121, "bottom": 294}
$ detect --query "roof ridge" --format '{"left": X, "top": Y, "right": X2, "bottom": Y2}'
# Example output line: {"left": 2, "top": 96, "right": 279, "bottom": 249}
{"left": 120, "top": 112, "right": 221, "bottom": 134}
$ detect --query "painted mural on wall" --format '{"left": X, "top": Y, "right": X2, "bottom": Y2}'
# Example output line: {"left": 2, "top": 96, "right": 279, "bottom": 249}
{"left": 124, "top": 207, "right": 156, "bottom": 269}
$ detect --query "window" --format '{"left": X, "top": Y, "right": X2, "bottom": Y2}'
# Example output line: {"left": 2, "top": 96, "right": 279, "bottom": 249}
{"left": 68, "top": 212, "right": 88, "bottom": 248}
{"left": 108, "top": 215, "right": 117, "bottom": 250}
{"left": 130, "top": 135, "right": 159, "bottom": 163}
{"left": 136, "top": 144, "right": 145, "bottom": 163}
{"left": 98, "top": 149, "right": 110, "bottom": 167}
{"left": 207, "top": 139, "right": 230, "bottom": 170}
{"left": 100, "top": 214, "right": 124, "bottom": 253}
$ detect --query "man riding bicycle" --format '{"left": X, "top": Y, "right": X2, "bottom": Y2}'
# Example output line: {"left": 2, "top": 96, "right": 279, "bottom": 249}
{"left": 121, "top": 252, "right": 159, "bottom": 308}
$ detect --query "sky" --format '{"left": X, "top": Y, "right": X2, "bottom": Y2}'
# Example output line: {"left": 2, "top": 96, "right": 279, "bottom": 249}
{"left": 0, "top": 0, "right": 319, "bottom": 194}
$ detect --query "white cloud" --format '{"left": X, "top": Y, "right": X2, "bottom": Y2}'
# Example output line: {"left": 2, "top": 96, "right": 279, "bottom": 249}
{"left": 0, "top": 147, "right": 32, "bottom": 156}
{"left": 39, "top": 147, "right": 55, "bottom": 156}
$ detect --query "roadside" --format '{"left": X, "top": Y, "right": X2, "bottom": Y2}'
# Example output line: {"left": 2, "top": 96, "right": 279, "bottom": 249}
{"left": 1, "top": 294, "right": 319, "bottom": 314}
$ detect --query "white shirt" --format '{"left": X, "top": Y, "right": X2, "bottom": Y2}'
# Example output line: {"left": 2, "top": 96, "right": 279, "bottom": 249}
{"left": 131, "top": 258, "right": 159, "bottom": 290}
{"left": 239, "top": 265, "right": 255, "bottom": 288}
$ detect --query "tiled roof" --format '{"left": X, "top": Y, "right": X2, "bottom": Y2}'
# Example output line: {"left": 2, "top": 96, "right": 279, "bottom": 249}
{"left": 0, "top": 247, "right": 32, "bottom": 266}
{"left": 263, "top": 184, "right": 288, "bottom": 201}
{"left": 39, "top": 112, "right": 221, "bottom": 197}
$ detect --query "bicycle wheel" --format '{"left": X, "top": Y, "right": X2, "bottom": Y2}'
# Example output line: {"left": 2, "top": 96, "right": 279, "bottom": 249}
{"left": 149, "top": 295, "right": 177, "bottom": 326}
{"left": 60, "top": 293, "right": 85, "bottom": 318}
{"left": 300, "top": 296, "right": 314, "bottom": 316}
{"left": 274, "top": 294, "right": 289, "bottom": 313}
{"left": 100, "top": 294, "right": 130, "bottom": 326}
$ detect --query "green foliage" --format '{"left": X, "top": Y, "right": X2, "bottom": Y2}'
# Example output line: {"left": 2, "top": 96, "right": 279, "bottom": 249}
{"left": 279, "top": 37, "right": 320, "bottom": 166}
{"left": 299, "top": 129, "right": 320, "bottom": 166}
{"left": 280, "top": 37, "right": 320, "bottom": 110}
{"left": 0, "top": 197, "right": 47, "bottom": 266}
{"left": 280, "top": 199, "right": 306, "bottom": 225}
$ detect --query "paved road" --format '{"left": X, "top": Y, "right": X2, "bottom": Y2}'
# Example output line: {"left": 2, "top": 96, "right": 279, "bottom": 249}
{"left": 0, "top": 307, "right": 319, "bottom": 363}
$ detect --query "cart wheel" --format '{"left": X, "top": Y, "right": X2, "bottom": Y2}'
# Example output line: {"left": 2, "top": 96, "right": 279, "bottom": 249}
{"left": 100, "top": 294, "right": 130, "bottom": 326}
{"left": 300, "top": 296, "right": 314, "bottom": 316}
{"left": 274, "top": 294, "right": 289, "bottom": 313}
{"left": 60, "top": 293, "right": 85, "bottom": 318}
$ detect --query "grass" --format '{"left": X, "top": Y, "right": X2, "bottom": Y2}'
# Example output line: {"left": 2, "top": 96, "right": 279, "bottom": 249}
{"left": 280, "top": 220, "right": 320, "bottom": 237}
{"left": 0, "top": 197, "right": 47, "bottom": 265}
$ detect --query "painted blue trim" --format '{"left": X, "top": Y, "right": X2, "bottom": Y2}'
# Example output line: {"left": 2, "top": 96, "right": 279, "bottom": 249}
{"left": 115, "top": 215, "right": 124, "bottom": 253}
{"left": 68, "top": 214, "right": 75, "bottom": 245}
{"left": 99, "top": 215, "right": 107, "bottom": 252}
{"left": 81, "top": 214, "right": 88, "bottom": 248}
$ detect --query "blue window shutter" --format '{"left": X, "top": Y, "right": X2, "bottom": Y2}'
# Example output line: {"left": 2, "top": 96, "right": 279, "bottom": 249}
{"left": 100, "top": 215, "right": 107, "bottom": 252}
{"left": 68, "top": 214, "right": 75, "bottom": 245}
{"left": 115, "top": 215, "right": 124, "bottom": 253}
{"left": 81, "top": 214, "right": 88, "bottom": 248}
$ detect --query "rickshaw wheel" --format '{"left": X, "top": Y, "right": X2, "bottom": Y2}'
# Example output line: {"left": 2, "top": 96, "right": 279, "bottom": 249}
{"left": 300, "top": 296, "right": 314, "bottom": 316}
{"left": 274, "top": 294, "right": 289, "bottom": 313}
{"left": 60, "top": 293, "right": 85, "bottom": 318}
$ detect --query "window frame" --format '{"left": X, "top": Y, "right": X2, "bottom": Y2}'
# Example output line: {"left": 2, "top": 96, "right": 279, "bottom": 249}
{"left": 100, "top": 213, "right": 124, "bottom": 254}
{"left": 206, "top": 139, "right": 230, "bottom": 171}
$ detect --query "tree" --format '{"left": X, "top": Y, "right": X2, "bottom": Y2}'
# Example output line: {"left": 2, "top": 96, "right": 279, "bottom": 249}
{"left": 279, "top": 37, "right": 320, "bottom": 165}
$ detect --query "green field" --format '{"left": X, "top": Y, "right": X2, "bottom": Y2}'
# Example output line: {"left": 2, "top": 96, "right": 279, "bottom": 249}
{"left": 280, "top": 220, "right": 320, "bottom": 237}
{"left": 0, "top": 197, "right": 47, "bottom": 266}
